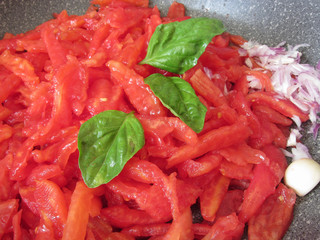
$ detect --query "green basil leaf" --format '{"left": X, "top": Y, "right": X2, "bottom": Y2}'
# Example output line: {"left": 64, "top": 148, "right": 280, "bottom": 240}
{"left": 78, "top": 110, "right": 145, "bottom": 188}
{"left": 145, "top": 73, "right": 207, "bottom": 133}
{"left": 140, "top": 17, "right": 225, "bottom": 74}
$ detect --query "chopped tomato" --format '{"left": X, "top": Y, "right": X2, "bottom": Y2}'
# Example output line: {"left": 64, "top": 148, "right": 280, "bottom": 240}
{"left": 0, "top": 199, "right": 19, "bottom": 238}
{"left": 62, "top": 181, "right": 94, "bottom": 240}
{"left": 248, "top": 184, "right": 296, "bottom": 240}
{"left": 107, "top": 60, "right": 167, "bottom": 116}
{"left": 202, "top": 213, "right": 244, "bottom": 240}
{"left": 167, "top": 1, "right": 185, "bottom": 19}
{"left": 167, "top": 116, "right": 251, "bottom": 168}
{"left": 200, "top": 173, "right": 231, "bottom": 222}
{"left": 238, "top": 163, "right": 278, "bottom": 223}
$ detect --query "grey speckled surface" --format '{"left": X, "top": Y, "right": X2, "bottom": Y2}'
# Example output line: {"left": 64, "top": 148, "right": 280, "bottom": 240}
{"left": 1, "top": 0, "right": 320, "bottom": 239}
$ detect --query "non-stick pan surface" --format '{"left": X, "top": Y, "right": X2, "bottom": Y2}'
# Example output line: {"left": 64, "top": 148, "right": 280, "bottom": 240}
{"left": 0, "top": 0, "right": 319, "bottom": 239}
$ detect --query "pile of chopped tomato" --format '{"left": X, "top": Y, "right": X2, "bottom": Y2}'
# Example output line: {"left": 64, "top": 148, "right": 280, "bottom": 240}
{"left": 0, "top": 0, "right": 304, "bottom": 239}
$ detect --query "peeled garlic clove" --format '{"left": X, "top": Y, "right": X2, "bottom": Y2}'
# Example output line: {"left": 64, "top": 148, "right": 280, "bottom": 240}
{"left": 284, "top": 158, "right": 320, "bottom": 197}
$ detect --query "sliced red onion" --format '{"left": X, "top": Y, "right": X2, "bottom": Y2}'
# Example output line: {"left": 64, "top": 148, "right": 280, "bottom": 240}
{"left": 240, "top": 41, "right": 320, "bottom": 160}
{"left": 287, "top": 128, "right": 302, "bottom": 147}
{"left": 291, "top": 143, "right": 312, "bottom": 161}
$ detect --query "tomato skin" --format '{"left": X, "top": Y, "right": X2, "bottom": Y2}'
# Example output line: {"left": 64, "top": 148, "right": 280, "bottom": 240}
{"left": 248, "top": 184, "right": 296, "bottom": 240}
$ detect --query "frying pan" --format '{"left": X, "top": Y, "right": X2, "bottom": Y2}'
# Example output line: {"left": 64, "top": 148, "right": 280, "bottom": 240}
{"left": 0, "top": 0, "right": 319, "bottom": 239}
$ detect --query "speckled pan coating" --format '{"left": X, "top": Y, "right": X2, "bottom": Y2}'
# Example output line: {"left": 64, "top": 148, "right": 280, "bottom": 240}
{"left": 0, "top": 0, "right": 319, "bottom": 239}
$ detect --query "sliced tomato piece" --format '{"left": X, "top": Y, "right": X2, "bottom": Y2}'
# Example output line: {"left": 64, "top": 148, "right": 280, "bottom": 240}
{"left": 41, "top": 24, "right": 68, "bottom": 67}
{"left": 35, "top": 212, "right": 56, "bottom": 240}
{"left": 248, "top": 183, "right": 296, "bottom": 240}
{"left": 200, "top": 173, "right": 231, "bottom": 222}
{"left": 87, "top": 215, "right": 113, "bottom": 240}
{"left": 104, "top": 232, "right": 135, "bottom": 240}
{"left": 215, "top": 189, "right": 244, "bottom": 218}
{"left": 92, "top": 0, "right": 149, "bottom": 8}
{"left": 219, "top": 159, "right": 254, "bottom": 180}
{"left": 229, "top": 90, "right": 261, "bottom": 136}
{"left": 190, "top": 68, "right": 228, "bottom": 107}
{"left": 33, "top": 180, "right": 67, "bottom": 237}
{"left": 101, "top": 205, "right": 163, "bottom": 228}
{"left": 252, "top": 104, "right": 293, "bottom": 126}
{"left": 62, "top": 181, "right": 94, "bottom": 240}
{"left": 0, "top": 50, "right": 39, "bottom": 88}
{"left": 178, "top": 152, "right": 222, "bottom": 178}
{"left": 247, "top": 91, "right": 309, "bottom": 122}
{"left": 167, "top": 116, "right": 251, "bottom": 168}
{"left": 219, "top": 142, "right": 268, "bottom": 166}
{"left": 167, "top": 1, "right": 185, "bottom": 19}
{"left": 25, "top": 164, "right": 62, "bottom": 185}
{"left": 202, "top": 213, "right": 244, "bottom": 240}
{"left": 107, "top": 60, "right": 167, "bottom": 116}
{"left": 0, "top": 199, "right": 19, "bottom": 238}
{"left": 162, "top": 207, "right": 193, "bottom": 240}
{"left": 122, "top": 223, "right": 169, "bottom": 238}
{"left": 261, "top": 144, "right": 288, "bottom": 184}
{"left": 238, "top": 163, "right": 277, "bottom": 223}
{"left": 12, "top": 209, "right": 22, "bottom": 240}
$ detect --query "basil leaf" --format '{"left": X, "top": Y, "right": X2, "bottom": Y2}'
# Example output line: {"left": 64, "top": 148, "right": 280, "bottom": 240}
{"left": 140, "top": 17, "right": 225, "bottom": 74}
{"left": 145, "top": 73, "right": 207, "bottom": 133}
{"left": 78, "top": 110, "right": 145, "bottom": 188}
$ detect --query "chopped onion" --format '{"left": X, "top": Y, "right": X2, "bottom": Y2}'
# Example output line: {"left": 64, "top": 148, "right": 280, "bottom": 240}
{"left": 241, "top": 41, "right": 320, "bottom": 160}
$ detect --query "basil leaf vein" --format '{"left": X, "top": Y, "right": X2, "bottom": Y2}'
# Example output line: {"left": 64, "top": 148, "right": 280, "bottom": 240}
{"left": 140, "top": 17, "right": 225, "bottom": 74}
{"left": 78, "top": 110, "right": 145, "bottom": 188}
{"left": 145, "top": 73, "right": 207, "bottom": 133}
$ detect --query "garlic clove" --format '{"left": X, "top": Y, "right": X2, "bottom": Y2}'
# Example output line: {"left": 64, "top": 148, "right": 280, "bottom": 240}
{"left": 284, "top": 158, "right": 320, "bottom": 197}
